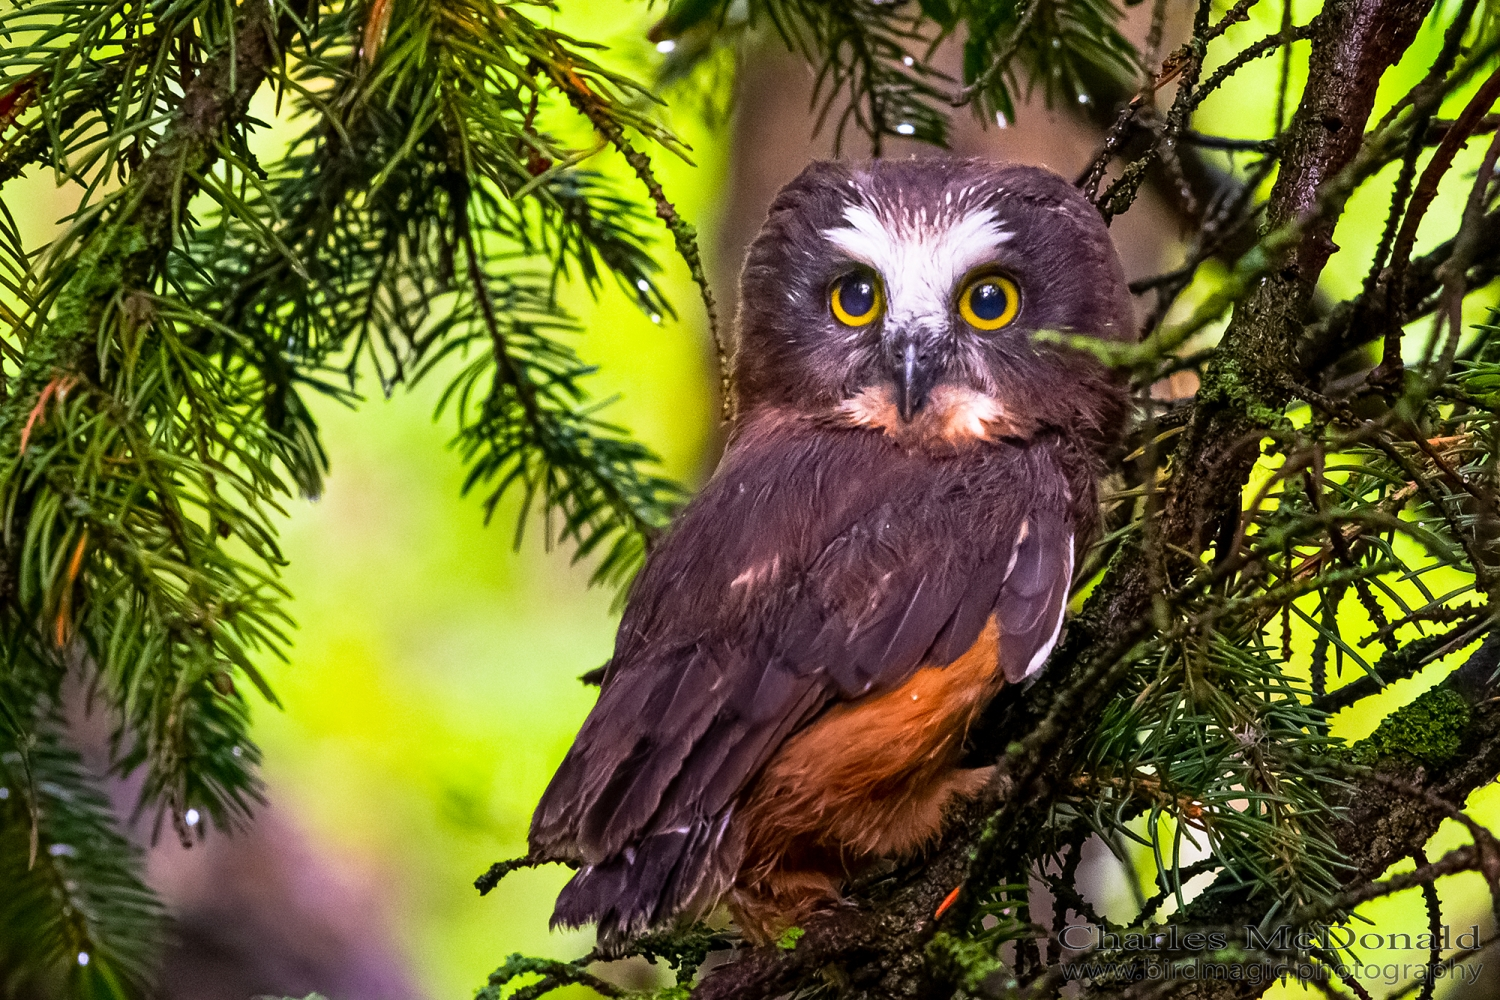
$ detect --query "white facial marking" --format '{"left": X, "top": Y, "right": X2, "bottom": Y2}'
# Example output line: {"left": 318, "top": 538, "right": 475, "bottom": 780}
{"left": 822, "top": 201, "right": 1011, "bottom": 332}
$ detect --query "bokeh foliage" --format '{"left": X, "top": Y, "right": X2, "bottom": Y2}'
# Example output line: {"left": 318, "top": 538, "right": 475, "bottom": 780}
{"left": 0, "top": 0, "right": 699, "bottom": 993}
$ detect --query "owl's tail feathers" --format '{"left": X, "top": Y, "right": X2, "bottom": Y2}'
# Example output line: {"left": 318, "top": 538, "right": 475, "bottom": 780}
{"left": 550, "top": 814, "right": 737, "bottom": 955}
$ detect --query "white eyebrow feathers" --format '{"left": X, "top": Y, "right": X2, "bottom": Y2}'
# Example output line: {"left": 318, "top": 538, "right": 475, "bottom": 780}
{"left": 821, "top": 202, "right": 1011, "bottom": 327}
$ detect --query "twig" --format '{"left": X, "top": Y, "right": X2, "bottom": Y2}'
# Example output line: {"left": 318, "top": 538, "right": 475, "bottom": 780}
{"left": 1414, "top": 848, "right": 1442, "bottom": 1000}
{"left": 1375, "top": 63, "right": 1500, "bottom": 383}
{"left": 1179, "top": 130, "right": 1277, "bottom": 153}
{"left": 948, "top": 0, "right": 1039, "bottom": 108}
{"left": 1187, "top": 20, "right": 1318, "bottom": 113}
{"left": 555, "top": 76, "right": 731, "bottom": 423}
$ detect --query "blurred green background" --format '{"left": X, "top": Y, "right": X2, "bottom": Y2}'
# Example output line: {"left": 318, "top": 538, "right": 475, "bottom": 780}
{"left": 233, "top": 5, "right": 722, "bottom": 996}
{"left": 241, "top": 7, "right": 721, "bottom": 996}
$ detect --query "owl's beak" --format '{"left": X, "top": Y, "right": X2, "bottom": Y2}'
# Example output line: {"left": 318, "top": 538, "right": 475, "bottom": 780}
{"left": 891, "top": 340, "right": 940, "bottom": 422}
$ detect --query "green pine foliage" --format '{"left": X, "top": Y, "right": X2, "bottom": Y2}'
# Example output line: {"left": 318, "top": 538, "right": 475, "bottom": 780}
{"left": 0, "top": 0, "right": 703, "bottom": 994}
{"left": 0, "top": 706, "right": 164, "bottom": 999}
{"left": 653, "top": 0, "right": 1137, "bottom": 150}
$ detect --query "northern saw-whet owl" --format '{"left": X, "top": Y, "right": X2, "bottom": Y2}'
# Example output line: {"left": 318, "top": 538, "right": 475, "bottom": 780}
{"left": 529, "top": 156, "right": 1132, "bottom": 950}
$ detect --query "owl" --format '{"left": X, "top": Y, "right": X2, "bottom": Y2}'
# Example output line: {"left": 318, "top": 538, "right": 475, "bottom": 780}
{"left": 529, "top": 157, "right": 1132, "bottom": 950}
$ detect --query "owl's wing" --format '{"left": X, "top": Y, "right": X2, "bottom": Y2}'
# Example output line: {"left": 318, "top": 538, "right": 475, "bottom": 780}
{"left": 528, "top": 417, "right": 1075, "bottom": 946}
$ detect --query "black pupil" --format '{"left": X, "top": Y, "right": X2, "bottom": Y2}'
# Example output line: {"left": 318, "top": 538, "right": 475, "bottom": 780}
{"left": 970, "top": 281, "right": 1008, "bottom": 321}
{"left": 840, "top": 276, "right": 876, "bottom": 317}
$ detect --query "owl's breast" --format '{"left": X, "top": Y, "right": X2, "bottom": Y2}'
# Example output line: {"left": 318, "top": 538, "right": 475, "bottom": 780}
{"left": 728, "top": 615, "right": 1005, "bottom": 942}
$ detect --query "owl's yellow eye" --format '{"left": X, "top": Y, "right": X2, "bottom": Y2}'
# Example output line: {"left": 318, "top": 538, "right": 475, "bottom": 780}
{"left": 830, "top": 271, "right": 883, "bottom": 327}
{"left": 958, "top": 274, "right": 1020, "bottom": 331}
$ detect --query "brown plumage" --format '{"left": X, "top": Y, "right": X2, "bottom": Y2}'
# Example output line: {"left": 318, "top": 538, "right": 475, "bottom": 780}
{"left": 528, "top": 157, "right": 1132, "bottom": 950}
{"left": 731, "top": 617, "right": 1002, "bottom": 939}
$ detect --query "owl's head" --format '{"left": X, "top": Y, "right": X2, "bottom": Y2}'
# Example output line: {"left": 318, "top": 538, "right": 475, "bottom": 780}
{"left": 733, "top": 158, "right": 1132, "bottom": 449}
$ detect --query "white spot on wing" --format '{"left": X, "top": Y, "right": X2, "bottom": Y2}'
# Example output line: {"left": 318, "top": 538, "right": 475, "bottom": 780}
{"left": 1022, "top": 533, "right": 1074, "bottom": 680}
{"left": 730, "top": 556, "right": 780, "bottom": 590}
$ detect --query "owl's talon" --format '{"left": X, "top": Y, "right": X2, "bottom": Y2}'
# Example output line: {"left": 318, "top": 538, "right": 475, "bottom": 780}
{"left": 935, "top": 884, "right": 962, "bottom": 920}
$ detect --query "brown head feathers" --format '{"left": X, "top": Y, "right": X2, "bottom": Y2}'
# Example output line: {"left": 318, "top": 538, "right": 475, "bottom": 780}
{"left": 731, "top": 157, "right": 1132, "bottom": 455}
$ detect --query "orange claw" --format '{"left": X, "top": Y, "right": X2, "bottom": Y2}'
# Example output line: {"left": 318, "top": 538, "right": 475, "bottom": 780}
{"left": 18, "top": 376, "right": 77, "bottom": 454}
{"left": 19, "top": 379, "right": 58, "bottom": 454}
{"left": 361, "top": 0, "right": 392, "bottom": 64}
{"left": 935, "top": 885, "right": 962, "bottom": 921}
{"left": 54, "top": 530, "right": 87, "bottom": 648}
{"left": 66, "top": 531, "right": 88, "bottom": 586}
